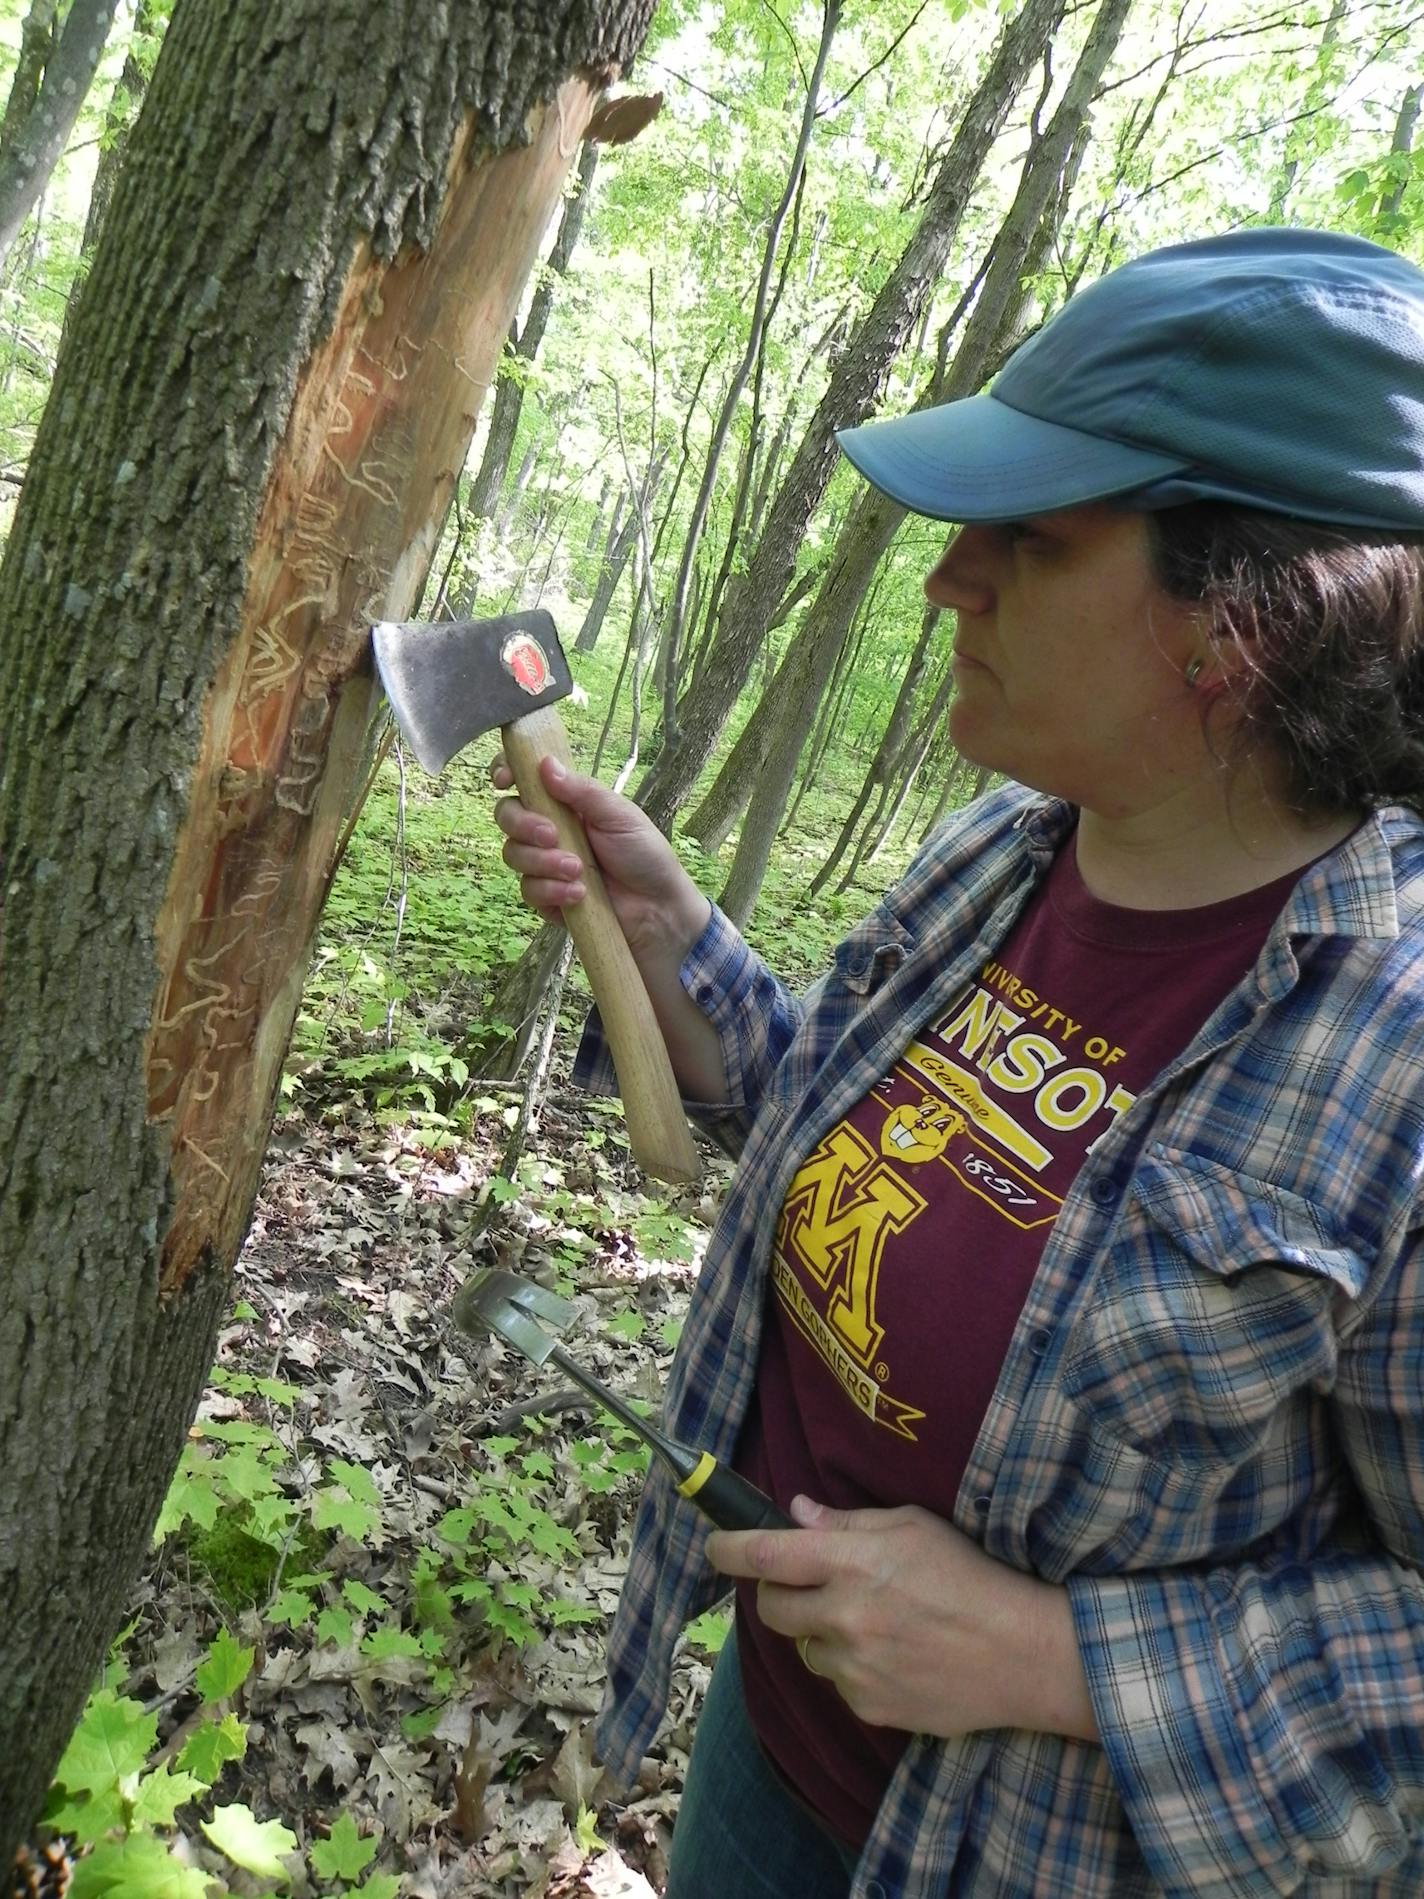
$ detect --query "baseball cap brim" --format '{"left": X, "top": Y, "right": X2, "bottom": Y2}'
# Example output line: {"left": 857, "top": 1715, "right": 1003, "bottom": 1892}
{"left": 836, "top": 393, "right": 1190, "bottom": 523}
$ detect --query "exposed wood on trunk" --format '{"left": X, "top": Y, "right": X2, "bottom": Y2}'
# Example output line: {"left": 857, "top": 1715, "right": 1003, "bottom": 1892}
{"left": 149, "top": 87, "right": 606, "bottom": 1297}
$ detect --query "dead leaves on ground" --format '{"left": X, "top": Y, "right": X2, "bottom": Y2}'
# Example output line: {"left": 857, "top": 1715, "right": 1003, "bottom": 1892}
{"left": 109, "top": 1079, "right": 728, "bottom": 1896}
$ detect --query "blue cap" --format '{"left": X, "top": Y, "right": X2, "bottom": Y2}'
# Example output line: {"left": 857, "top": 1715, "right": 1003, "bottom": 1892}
{"left": 837, "top": 228, "right": 1424, "bottom": 531}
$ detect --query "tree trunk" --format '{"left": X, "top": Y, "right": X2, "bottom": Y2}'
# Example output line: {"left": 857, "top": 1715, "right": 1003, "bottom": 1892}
{"left": 841, "top": 657, "right": 957, "bottom": 890}
{"left": 688, "top": 492, "right": 898, "bottom": 855}
{"left": 467, "top": 138, "right": 599, "bottom": 519}
{"left": 1382, "top": 79, "right": 1423, "bottom": 219}
{"left": 633, "top": 0, "right": 1065, "bottom": 833}
{"left": 786, "top": 580, "right": 877, "bottom": 833}
{"left": 657, "top": 4, "right": 837, "bottom": 754}
{"left": 0, "top": 0, "right": 652, "bottom": 1850}
{"left": 0, "top": 0, "right": 122, "bottom": 267}
{"left": 76, "top": 0, "right": 164, "bottom": 259}
{"left": 576, "top": 501, "right": 639, "bottom": 650}
{"left": 809, "top": 601, "right": 944, "bottom": 895}
{"left": 0, "top": 0, "right": 57, "bottom": 155}
{"left": 715, "top": 0, "right": 1133, "bottom": 922}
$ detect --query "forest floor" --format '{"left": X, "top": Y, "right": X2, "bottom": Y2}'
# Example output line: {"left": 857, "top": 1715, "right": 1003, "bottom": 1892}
{"left": 109, "top": 1051, "right": 735, "bottom": 1898}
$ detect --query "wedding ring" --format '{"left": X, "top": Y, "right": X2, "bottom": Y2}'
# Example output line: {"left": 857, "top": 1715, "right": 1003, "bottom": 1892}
{"left": 797, "top": 1634, "right": 826, "bottom": 1677}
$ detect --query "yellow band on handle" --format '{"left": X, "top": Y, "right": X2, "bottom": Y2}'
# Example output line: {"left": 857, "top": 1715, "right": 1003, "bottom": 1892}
{"left": 676, "top": 1451, "right": 717, "bottom": 1500}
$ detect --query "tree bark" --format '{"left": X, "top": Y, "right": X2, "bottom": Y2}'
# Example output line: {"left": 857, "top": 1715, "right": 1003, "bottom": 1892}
{"left": 713, "top": 0, "right": 1133, "bottom": 923}
{"left": 0, "top": 0, "right": 122, "bottom": 267}
{"left": 76, "top": 0, "right": 164, "bottom": 259}
{"left": 1382, "top": 79, "right": 1423, "bottom": 219}
{"left": 633, "top": 0, "right": 1066, "bottom": 834}
{"left": 576, "top": 500, "right": 639, "bottom": 650}
{"left": 0, "top": 0, "right": 57, "bottom": 155}
{"left": 656, "top": 6, "right": 836, "bottom": 752}
{"left": 0, "top": 0, "right": 652, "bottom": 1850}
{"left": 467, "top": 138, "right": 600, "bottom": 520}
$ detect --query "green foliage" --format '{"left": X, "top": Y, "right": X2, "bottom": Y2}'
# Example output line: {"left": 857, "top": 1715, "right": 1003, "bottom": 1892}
{"left": 200, "top": 1805, "right": 299, "bottom": 1881}
{"left": 310, "top": 1814, "right": 378, "bottom": 1882}
{"left": 684, "top": 1608, "right": 733, "bottom": 1657}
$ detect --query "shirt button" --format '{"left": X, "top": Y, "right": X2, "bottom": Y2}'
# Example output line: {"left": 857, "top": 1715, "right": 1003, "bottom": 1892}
{"left": 1028, "top": 1328, "right": 1051, "bottom": 1356}
{"left": 866, "top": 1885, "right": 887, "bottom": 1899}
{"left": 695, "top": 985, "right": 715, "bottom": 1006}
{"left": 1089, "top": 1173, "right": 1121, "bottom": 1208}
{"left": 973, "top": 1493, "right": 992, "bottom": 1515}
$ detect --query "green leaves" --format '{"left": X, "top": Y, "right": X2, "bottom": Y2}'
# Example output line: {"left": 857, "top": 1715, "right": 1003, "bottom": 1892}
{"left": 201, "top": 1804, "right": 299, "bottom": 1880}
{"left": 130, "top": 1763, "right": 207, "bottom": 1828}
{"left": 176, "top": 1712, "right": 247, "bottom": 1783}
{"left": 54, "top": 1688, "right": 158, "bottom": 1794}
{"left": 313, "top": 1460, "right": 383, "bottom": 1542}
{"left": 68, "top": 1834, "right": 213, "bottom": 1899}
{"left": 310, "top": 1814, "right": 378, "bottom": 1882}
{"left": 196, "top": 1628, "right": 254, "bottom": 1705}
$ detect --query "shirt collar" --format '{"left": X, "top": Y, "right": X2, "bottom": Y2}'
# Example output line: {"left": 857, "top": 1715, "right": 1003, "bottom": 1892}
{"left": 1014, "top": 794, "right": 1413, "bottom": 942}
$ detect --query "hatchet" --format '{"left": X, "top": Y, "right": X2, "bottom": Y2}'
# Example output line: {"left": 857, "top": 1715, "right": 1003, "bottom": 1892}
{"left": 370, "top": 608, "right": 700, "bottom": 1185}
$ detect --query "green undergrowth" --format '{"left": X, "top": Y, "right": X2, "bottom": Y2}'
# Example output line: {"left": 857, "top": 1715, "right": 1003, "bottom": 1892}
{"left": 46, "top": 1327, "right": 654, "bottom": 1892}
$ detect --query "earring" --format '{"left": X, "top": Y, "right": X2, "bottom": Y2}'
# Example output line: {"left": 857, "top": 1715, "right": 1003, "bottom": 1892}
{"left": 1184, "top": 657, "right": 1205, "bottom": 687}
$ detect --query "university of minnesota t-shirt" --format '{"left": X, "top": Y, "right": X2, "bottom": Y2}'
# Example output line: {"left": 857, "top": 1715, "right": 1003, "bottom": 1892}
{"left": 734, "top": 834, "right": 1303, "bottom": 1847}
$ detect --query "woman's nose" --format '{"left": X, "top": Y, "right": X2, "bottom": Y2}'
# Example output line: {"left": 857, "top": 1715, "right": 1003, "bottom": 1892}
{"left": 924, "top": 526, "right": 995, "bottom": 614}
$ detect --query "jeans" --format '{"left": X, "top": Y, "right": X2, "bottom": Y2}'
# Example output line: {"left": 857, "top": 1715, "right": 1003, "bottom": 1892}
{"left": 666, "top": 1627, "right": 862, "bottom": 1899}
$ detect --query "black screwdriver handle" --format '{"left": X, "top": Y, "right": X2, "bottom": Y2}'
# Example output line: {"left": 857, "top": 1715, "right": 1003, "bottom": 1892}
{"left": 678, "top": 1456, "right": 796, "bottom": 1531}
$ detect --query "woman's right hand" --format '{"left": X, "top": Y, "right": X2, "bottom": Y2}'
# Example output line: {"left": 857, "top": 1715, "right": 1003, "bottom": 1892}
{"left": 491, "top": 754, "right": 711, "bottom": 962}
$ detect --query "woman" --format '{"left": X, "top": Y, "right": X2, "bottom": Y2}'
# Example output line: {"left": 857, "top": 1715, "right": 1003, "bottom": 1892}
{"left": 493, "top": 228, "right": 1424, "bottom": 1896}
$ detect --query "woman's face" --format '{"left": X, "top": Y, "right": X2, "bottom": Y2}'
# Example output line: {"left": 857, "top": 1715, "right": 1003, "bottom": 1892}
{"left": 924, "top": 504, "right": 1210, "bottom": 816}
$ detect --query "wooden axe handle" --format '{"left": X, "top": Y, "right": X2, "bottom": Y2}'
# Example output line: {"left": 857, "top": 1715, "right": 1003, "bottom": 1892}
{"left": 501, "top": 704, "right": 701, "bottom": 1185}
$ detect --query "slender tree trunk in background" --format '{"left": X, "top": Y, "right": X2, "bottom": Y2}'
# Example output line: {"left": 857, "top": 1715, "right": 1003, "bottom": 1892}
{"left": 0, "top": 0, "right": 121, "bottom": 268}
{"left": 633, "top": 0, "right": 1066, "bottom": 834}
{"left": 0, "top": 0, "right": 652, "bottom": 1849}
{"left": 0, "top": 0, "right": 56, "bottom": 153}
{"left": 1382, "top": 79, "right": 1423, "bottom": 217}
{"left": 785, "top": 582, "right": 876, "bottom": 833}
{"left": 496, "top": 436, "right": 540, "bottom": 533}
{"left": 585, "top": 477, "right": 616, "bottom": 555}
{"left": 920, "top": 757, "right": 993, "bottom": 843}
{"left": 714, "top": 0, "right": 1131, "bottom": 923}
{"left": 657, "top": 2, "right": 839, "bottom": 758}
{"left": 468, "top": 139, "right": 600, "bottom": 520}
{"left": 576, "top": 503, "right": 640, "bottom": 650}
{"left": 687, "top": 493, "right": 897, "bottom": 856}
{"left": 76, "top": 0, "right": 163, "bottom": 258}
{"left": 810, "top": 601, "right": 944, "bottom": 895}
{"left": 842, "top": 657, "right": 957, "bottom": 888}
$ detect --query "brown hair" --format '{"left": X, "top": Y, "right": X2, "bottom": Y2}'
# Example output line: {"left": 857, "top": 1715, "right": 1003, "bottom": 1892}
{"left": 1147, "top": 503, "right": 1424, "bottom": 816}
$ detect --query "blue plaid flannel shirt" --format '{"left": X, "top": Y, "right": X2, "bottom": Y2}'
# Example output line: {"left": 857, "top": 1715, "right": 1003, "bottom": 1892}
{"left": 579, "top": 783, "right": 1424, "bottom": 1898}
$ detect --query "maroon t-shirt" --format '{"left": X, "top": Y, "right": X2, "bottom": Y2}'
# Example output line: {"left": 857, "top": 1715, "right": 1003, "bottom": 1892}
{"left": 734, "top": 835, "right": 1302, "bottom": 1847}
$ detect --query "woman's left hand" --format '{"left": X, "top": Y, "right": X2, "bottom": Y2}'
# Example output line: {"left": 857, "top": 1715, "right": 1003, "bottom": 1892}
{"left": 705, "top": 1494, "right": 1098, "bottom": 1742}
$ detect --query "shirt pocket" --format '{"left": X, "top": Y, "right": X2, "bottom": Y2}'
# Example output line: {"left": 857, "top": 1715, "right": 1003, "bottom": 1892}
{"left": 1060, "top": 1148, "right": 1369, "bottom": 1472}
{"left": 827, "top": 901, "right": 915, "bottom": 997}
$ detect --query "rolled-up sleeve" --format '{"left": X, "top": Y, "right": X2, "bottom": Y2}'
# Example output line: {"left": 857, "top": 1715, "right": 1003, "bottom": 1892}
{"left": 572, "top": 902, "right": 803, "bottom": 1158}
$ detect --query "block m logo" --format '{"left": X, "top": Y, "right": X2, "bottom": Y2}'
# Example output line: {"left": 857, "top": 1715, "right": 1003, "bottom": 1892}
{"left": 778, "top": 1125, "right": 925, "bottom": 1366}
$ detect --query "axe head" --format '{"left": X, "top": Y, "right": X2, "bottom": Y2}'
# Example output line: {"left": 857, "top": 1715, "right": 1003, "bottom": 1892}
{"left": 371, "top": 607, "right": 573, "bottom": 774}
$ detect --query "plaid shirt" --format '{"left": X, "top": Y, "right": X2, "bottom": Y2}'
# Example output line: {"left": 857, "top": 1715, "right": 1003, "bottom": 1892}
{"left": 582, "top": 784, "right": 1424, "bottom": 1898}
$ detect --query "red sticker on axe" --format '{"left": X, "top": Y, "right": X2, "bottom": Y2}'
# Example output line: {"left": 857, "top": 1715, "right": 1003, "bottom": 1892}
{"left": 502, "top": 633, "right": 551, "bottom": 696}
